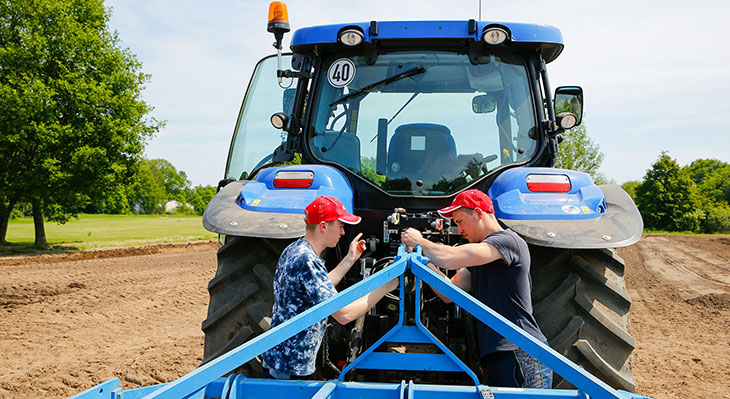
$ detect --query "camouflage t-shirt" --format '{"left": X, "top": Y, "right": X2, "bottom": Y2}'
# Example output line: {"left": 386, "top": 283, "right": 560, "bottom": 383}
{"left": 262, "top": 238, "right": 338, "bottom": 376}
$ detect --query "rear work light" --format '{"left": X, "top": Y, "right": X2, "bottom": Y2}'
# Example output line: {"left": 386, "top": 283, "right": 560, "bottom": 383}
{"left": 526, "top": 174, "right": 571, "bottom": 193}
{"left": 273, "top": 171, "right": 314, "bottom": 188}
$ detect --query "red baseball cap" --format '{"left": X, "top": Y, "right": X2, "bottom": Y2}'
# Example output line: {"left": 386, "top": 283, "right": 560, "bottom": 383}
{"left": 438, "top": 189, "right": 494, "bottom": 218}
{"left": 304, "top": 196, "right": 361, "bottom": 225}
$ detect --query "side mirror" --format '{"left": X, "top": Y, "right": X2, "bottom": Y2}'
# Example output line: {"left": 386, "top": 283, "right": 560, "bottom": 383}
{"left": 554, "top": 86, "right": 583, "bottom": 125}
{"left": 472, "top": 94, "right": 497, "bottom": 113}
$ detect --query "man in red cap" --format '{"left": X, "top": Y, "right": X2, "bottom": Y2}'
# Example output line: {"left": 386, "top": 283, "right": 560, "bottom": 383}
{"left": 401, "top": 189, "right": 551, "bottom": 389}
{"left": 263, "top": 196, "right": 398, "bottom": 380}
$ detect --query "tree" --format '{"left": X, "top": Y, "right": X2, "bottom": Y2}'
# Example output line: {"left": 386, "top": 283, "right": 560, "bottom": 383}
{"left": 0, "top": 0, "right": 161, "bottom": 246}
{"left": 684, "top": 159, "right": 730, "bottom": 205}
{"left": 127, "top": 158, "right": 192, "bottom": 214}
{"left": 554, "top": 124, "right": 608, "bottom": 184}
{"left": 187, "top": 185, "right": 217, "bottom": 216}
{"left": 148, "top": 159, "right": 190, "bottom": 204}
{"left": 635, "top": 152, "right": 700, "bottom": 231}
{"left": 127, "top": 160, "right": 166, "bottom": 214}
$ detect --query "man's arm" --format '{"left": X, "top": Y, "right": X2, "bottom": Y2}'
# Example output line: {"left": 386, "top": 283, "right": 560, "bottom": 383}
{"left": 401, "top": 228, "right": 503, "bottom": 270}
{"left": 331, "top": 278, "right": 398, "bottom": 325}
{"left": 424, "top": 263, "right": 471, "bottom": 304}
{"left": 329, "top": 233, "right": 366, "bottom": 286}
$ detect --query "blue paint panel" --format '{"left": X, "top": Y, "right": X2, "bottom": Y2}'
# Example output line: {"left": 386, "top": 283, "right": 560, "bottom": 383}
{"left": 67, "top": 378, "right": 119, "bottom": 399}
{"left": 290, "top": 20, "right": 563, "bottom": 47}
{"left": 237, "top": 165, "right": 354, "bottom": 214}
{"left": 488, "top": 167, "right": 607, "bottom": 220}
{"left": 356, "top": 353, "right": 465, "bottom": 372}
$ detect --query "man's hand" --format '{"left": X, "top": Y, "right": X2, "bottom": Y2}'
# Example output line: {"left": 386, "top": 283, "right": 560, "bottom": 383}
{"left": 347, "top": 232, "right": 366, "bottom": 262}
{"left": 331, "top": 233, "right": 366, "bottom": 287}
{"left": 401, "top": 227, "right": 424, "bottom": 249}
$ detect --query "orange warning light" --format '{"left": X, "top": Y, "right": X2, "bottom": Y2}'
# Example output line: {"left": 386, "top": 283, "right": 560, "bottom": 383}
{"left": 268, "top": 2, "right": 289, "bottom": 25}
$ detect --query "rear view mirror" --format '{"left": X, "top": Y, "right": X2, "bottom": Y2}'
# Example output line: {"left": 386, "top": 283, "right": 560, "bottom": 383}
{"left": 472, "top": 94, "right": 497, "bottom": 113}
{"left": 554, "top": 86, "right": 583, "bottom": 125}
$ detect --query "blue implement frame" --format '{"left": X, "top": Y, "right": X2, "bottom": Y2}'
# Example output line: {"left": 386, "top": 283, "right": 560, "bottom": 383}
{"left": 70, "top": 245, "right": 652, "bottom": 399}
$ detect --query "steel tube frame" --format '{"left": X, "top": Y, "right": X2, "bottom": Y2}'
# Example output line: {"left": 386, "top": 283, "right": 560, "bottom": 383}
{"left": 70, "top": 245, "right": 652, "bottom": 399}
{"left": 139, "top": 254, "right": 407, "bottom": 398}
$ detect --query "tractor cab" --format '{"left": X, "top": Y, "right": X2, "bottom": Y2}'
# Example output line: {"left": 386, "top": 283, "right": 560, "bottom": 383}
{"left": 224, "top": 17, "right": 584, "bottom": 200}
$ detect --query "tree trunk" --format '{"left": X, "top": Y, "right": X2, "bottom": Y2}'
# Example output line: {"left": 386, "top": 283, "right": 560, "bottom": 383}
{"left": 0, "top": 206, "right": 11, "bottom": 244}
{"left": 32, "top": 198, "right": 48, "bottom": 249}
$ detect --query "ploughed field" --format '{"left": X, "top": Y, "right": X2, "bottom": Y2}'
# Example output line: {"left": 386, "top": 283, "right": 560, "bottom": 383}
{"left": 0, "top": 236, "right": 728, "bottom": 399}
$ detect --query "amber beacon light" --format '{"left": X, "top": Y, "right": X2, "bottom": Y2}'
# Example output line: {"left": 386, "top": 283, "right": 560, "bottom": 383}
{"left": 268, "top": 2, "right": 290, "bottom": 49}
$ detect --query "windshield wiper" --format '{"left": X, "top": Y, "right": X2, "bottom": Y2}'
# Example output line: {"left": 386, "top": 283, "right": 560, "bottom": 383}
{"left": 329, "top": 66, "right": 426, "bottom": 107}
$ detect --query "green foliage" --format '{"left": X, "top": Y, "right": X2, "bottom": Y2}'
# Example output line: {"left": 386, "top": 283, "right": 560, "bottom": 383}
{"left": 279, "top": 152, "right": 302, "bottom": 166}
{"left": 621, "top": 181, "right": 640, "bottom": 202}
{"left": 148, "top": 159, "right": 190, "bottom": 203}
{"left": 673, "top": 209, "right": 705, "bottom": 233}
{"left": 129, "top": 160, "right": 164, "bottom": 213}
{"left": 635, "top": 152, "right": 700, "bottom": 231}
{"left": 703, "top": 205, "right": 730, "bottom": 233}
{"left": 361, "top": 156, "right": 385, "bottom": 186}
{"left": 187, "top": 185, "right": 217, "bottom": 216}
{"left": 9, "top": 208, "right": 24, "bottom": 220}
{"left": 127, "top": 158, "right": 189, "bottom": 214}
{"left": 633, "top": 154, "right": 730, "bottom": 234}
{"left": 684, "top": 159, "right": 730, "bottom": 204}
{"left": 554, "top": 124, "right": 607, "bottom": 184}
{"left": 0, "top": 0, "right": 161, "bottom": 245}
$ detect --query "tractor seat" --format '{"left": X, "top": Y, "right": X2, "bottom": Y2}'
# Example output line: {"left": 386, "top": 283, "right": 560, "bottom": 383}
{"left": 387, "top": 123, "right": 456, "bottom": 182}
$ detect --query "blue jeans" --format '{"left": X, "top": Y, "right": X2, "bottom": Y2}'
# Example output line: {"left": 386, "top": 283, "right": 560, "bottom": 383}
{"left": 268, "top": 368, "right": 291, "bottom": 380}
{"left": 483, "top": 349, "right": 551, "bottom": 388}
{"left": 541, "top": 361, "right": 553, "bottom": 389}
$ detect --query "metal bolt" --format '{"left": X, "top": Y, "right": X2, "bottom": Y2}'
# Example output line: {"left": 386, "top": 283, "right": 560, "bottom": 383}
{"left": 229, "top": 221, "right": 239, "bottom": 226}
{"left": 602, "top": 235, "right": 612, "bottom": 241}
{"left": 280, "top": 224, "right": 288, "bottom": 229}
{"left": 547, "top": 232, "right": 556, "bottom": 238}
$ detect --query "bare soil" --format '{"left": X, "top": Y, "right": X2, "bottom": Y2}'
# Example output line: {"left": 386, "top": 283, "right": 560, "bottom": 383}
{"left": 620, "top": 234, "right": 730, "bottom": 399}
{"left": 0, "top": 235, "right": 728, "bottom": 399}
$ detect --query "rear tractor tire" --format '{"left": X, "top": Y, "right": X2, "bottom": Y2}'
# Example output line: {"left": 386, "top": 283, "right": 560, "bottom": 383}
{"left": 201, "top": 236, "right": 292, "bottom": 376}
{"left": 530, "top": 246, "right": 635, "bottom": 391}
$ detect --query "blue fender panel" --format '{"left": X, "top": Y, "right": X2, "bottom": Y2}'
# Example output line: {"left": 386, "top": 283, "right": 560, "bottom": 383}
{"left": 238, "top": 165, "right": 355, "bottom": 214}
{"left": 202, "top": 165, "right": 355, "bottom": 239}
{"left": 488, "top": 167, "right": 606, "bottom": 220}
{"left": 499, "top": 184, "right": 644, "bottom": 249}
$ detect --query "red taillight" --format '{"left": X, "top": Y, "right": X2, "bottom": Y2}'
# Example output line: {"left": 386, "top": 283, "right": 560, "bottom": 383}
{"left": 526, "top": 174, "right": 571, "bottom": 193}
{"left": 273, "top": 171, "right": 314, "bottom": 188}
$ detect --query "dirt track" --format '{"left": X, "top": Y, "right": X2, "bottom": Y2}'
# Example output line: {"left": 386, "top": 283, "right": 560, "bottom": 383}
{"left": 0, "top": 236, "right": 729, "bottom": 399}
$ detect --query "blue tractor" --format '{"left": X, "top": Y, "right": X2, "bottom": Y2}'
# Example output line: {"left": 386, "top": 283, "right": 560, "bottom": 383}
{"left": 201, "top": 4, "right": 643, "bottom": 393}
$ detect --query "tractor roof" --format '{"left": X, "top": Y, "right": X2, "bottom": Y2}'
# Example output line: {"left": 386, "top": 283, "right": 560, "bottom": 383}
{"left": 290, "top": 20, "right": 564, "bottom": 62}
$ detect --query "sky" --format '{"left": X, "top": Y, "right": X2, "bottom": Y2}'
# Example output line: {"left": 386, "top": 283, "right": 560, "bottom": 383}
{"left": 106, "top": 0, "right": 730, "bottom": 186}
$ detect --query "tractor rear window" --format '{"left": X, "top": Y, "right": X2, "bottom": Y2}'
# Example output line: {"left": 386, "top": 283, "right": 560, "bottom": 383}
{"left": 309, "top": 51, "right": 537, "bottom": 196}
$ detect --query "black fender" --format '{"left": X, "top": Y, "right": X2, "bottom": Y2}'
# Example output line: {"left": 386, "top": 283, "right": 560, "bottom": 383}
{"left": 500, "top": 184, "right": 643, "bottom": 249}
{"left": 202, "top": 180, "right": 305, "bottom": 239}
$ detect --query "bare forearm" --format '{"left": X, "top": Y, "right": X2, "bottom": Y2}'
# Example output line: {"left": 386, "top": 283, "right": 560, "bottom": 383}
{"left": 418, "top": 240, "right": 462, "bottom": 270}
{"left": 333, "top": 283, "right": 392, "bottom": 324}
{"left": 329, "top": 255, "right": 356, "bottom": 286}
{"left": 425, "top": 264, "right": 453, "bottom": 303}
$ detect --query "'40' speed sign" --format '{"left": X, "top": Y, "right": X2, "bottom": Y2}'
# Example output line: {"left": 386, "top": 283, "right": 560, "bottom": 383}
{"left": 327, "top": 58, "right": 356, "bottom": 88}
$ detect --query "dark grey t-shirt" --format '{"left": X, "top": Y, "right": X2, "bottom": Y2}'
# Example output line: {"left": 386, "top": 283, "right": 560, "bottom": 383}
{"left": 469, "top": 229, "right": 546, "bottom": 356}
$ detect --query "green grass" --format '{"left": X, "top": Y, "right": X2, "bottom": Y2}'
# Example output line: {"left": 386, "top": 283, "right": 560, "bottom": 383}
{"left": 2, "top": 214, "right": 217, "bottom": 255}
